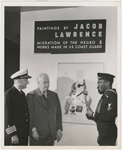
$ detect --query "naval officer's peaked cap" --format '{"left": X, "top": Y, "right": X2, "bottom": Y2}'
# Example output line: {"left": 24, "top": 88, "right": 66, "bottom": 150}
{"left": 10, "top": 68, "right": 32, "bottom": 79}
{"left": 97, "top": 72, "right": 115, "bottom": 80}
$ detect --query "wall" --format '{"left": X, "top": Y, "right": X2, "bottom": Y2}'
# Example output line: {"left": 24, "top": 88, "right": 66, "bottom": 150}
{"left": 5, "top": 38, "right": 20, "bottom": 91}
{"left": 20, "top": 7, "right": 117, "bottom": 93}
{"left": 20, "top": 7, "right": 117, "bottom": 146}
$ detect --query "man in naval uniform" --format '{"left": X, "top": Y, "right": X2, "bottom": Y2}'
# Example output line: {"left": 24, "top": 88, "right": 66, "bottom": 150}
{"left": 85, "top": 73, "right": 117, "bottom": 146}
{"left": 5, "top": 69, "right": 32, "bottom": 145}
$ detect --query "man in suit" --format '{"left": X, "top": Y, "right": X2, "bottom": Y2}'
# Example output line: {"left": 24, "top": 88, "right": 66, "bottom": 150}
{"left": 85, "top": 73, "right": 117, "bottom": 146}
{"left": 5, "top": 69, "right": 32, "bottom": 145}
{"left": 27, "top": 73, "right": 63, "bottom": 146}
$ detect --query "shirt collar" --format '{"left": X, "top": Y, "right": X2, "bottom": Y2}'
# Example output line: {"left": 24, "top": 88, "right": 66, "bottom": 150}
{"left": 13, "top": 85, "right": 22, "bottom": 92}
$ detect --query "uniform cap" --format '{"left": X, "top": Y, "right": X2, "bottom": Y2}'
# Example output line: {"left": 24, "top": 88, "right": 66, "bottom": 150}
{"left": 97, "top": 72, "right": 115, "bottom": 80}
{"left": 10, "top": 69, "right": 32, "bottom": 79}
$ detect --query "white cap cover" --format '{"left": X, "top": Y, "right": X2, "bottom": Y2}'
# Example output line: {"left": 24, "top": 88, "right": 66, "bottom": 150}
{"left": 10, "top": 68, "right": 32, "bottom": 79}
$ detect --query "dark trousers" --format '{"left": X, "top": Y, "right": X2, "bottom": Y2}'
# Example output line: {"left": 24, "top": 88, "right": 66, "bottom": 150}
{"left": 97, "top": 126, "right": 117, "bottom": 146}
{"left": 98, "top": 136, "right": 117, "bottom": 146}
{"left": 5, "top": 136, "right": 28, "bottom": 146}
{"left": 30, "top": 130, "right": 55, "bottom": 146}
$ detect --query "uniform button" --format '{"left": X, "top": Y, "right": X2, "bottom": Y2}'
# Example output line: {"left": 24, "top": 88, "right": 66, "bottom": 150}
{"left": 26, "top": 113, "right": 27, "bottom": 115}
{"left": 26, "top": 119, "right": 28, "bottom": 121}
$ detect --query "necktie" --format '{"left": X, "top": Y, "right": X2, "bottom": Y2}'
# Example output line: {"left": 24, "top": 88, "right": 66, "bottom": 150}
{"left": 42, "top": 94, "right": 45, "bottom": 100}
{"left": 43, "top": 91, "right": 48, "bottom": 100}
{"left": 42, "top": 92, "right": 47, "bottom": 100}
{"left": 95, "top": 97, "right": 103, "bottom": 113}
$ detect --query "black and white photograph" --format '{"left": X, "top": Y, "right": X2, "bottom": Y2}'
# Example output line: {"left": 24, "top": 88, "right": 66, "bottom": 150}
{"left": 0, "top": 1, "right": 121, "bottom": 149}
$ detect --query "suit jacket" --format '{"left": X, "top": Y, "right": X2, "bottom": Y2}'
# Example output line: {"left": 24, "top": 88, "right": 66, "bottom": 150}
{"left": 5, "top": 86, "right": 29, "bottom": 138}
{"left": 27, "top": 88, "right": 63, "bottom": 139}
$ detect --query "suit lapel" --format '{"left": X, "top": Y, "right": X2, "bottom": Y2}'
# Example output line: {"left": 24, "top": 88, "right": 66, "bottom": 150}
{"left": 47, "top": 90, "right": 54, "bottom": 110}
{"left": 35, "top": 88, "right": 48, "bottom": 108}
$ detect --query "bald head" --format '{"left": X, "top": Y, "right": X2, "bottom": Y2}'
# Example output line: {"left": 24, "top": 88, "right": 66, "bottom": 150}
{"left": 37, "top": 73, "right": 50, "bottom": 93}
{"left": 37, "top": 73, "right": 48, "bottom": 81}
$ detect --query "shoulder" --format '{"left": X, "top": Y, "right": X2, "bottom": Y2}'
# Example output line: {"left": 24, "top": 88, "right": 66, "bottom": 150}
{"left": 5, "top": 87, "right": 18, "bottom": 102}
{"left": 27, "top": 90, "right": 36, "bottom": 102}
{"left": 26, "top": 90, "right": 37, "bottom": 103}
{"left": 27, "top": 89, "right": 36, "bottom": 95}
{"left": 104, "top": 89, "right": 117, "bottom": 103}
{"left": 5, "top": 89, "right": 10, "bottom": 95}
{"left": 105, "top": 89, "right": 117, "bottom": 98}
{"left": 48, "top": 90, "right": 57, "bottom": 95}
{"left": 48, "top": 90, "right": 59, "bottom": 100}
{"left": 5, "top": 86, "right": 15, "bottom": 95}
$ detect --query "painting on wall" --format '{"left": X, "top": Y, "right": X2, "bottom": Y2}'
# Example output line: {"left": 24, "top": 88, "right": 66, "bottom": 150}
{"left": 57, "top": 62, "right": 104, "bottom": 125}
{"left": 64, "top": 80, "right": 88, "bottom": 115}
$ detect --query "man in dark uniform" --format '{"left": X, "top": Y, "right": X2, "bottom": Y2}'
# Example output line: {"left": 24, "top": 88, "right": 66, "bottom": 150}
{"left": 5, "top": 69, "right": 32, "bottom": 145}
{"left": 85, "top": 73, "right": 117, "bottom": 146}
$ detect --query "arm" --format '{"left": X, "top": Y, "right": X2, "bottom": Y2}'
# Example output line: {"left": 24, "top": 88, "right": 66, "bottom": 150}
{"left": 56, "top": 94, "right": 63, "bottom": 142}
{"left": 5, "top": 91, "right": 18, "bottom": 143}
{"left": 95, "top": 94, "right": 117, "bottom": 122}
{"left": 64, "top": 96, "right": 72, "bottom": 114}
{"left": 27, "top": 93, "right": 35, "bottom": 130}
{"left": 83, "top": 94, "right": 96, "bottom": 122}
{"left": 27, "top": 93, "right": 39, "bottom": 140}
{"left": 31, "top": 127, "right": 39, "bottom": 140}
{"left": 82, "top": 89, "right": 92, "bottom": 110}
{"left": 86, "top": 107, "right": 97, "bottom": 122}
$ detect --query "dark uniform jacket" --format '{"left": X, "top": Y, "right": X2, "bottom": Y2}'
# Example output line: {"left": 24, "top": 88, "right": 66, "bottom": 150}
{"left": 86, "top": 89, "right": 117, "bottom": 145}
{"left": 27, "top": 88, "right": 63, "bottom": 140}
{"left": 5, "top": 86, "right": 29, "bottom": 138}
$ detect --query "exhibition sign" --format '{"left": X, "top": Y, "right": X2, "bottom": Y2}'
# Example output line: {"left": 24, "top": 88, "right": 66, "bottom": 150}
{"left": 34, "top": 20, "right": 106, "bottom": 54}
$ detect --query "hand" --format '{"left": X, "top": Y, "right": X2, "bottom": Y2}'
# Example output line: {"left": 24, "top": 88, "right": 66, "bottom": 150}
{"left": 66, "top": 97, "right": 72, "bottom": 104}
{"left": 86, "top": 96, "right": 92, "bottom": 109}
{"left": 57, "top": 129, "right": 62, "bottom": 142}
{"left": 11, "top": 135, "right": 19, "bottom": 144}
{"left": 83, "top": 90, "right": 88, "bottom": 96}
{"left": 86, "top": 107, "right": 94, "bottom": 117}
{"left": 65, "top": 110, "right": 68, "bottom": 114}
{"left": 32, "top": 128, "right": 39, "bottom": 140}
{"left": 83, "top": 96, "right": 92, "bottom": 109}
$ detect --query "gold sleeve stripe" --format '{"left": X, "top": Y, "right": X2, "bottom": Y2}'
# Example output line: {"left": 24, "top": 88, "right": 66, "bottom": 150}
{"left": 5, "top": 125, "right": 17, "bottom": 135}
